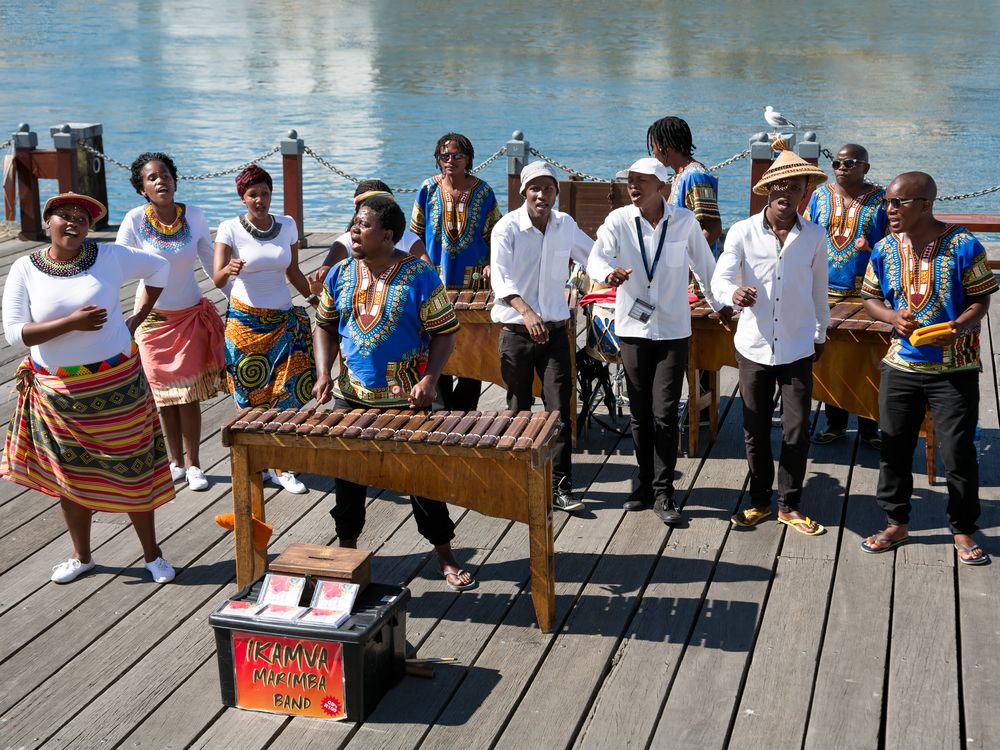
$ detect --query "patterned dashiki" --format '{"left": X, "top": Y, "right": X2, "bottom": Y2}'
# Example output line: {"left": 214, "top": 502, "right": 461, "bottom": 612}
{"left": 224, "top": 297, "right": 315, "bottom": 409}
{"left": 668, "top": 161, "right": 721, "bottom": 256}
{"left": 316, "top": 254, "right": 460, "bottom": 408}
{"left": 805, "top": 184, "right": 888, "bottom": 296}
{"left": 0, "top": 349, "right": 175, "bottom": 512}
{"left": 861, "top": 225, "right": 998, "bottom": 373}
{"left": 410, "top": 175, "right": 502, "bottom": 288}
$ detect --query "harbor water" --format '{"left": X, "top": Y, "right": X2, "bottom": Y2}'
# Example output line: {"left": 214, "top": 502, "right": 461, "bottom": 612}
{"left": 2, "top": 0, "right": 1000, "bottom": 230}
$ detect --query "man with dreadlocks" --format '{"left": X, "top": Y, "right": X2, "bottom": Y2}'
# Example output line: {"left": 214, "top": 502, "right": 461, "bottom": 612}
{"left": 647, "top": 116, "right": 722, "bottom": 257}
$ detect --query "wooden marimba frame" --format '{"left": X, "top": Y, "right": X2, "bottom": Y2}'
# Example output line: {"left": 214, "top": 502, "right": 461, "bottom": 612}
{"left": 687, "top": 298, "right": 937, "bottom": 480}
{"left": 223, "top": 406, "right": 562, "bottom": 633}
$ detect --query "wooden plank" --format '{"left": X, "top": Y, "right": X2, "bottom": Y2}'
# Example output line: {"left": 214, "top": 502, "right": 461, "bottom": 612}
{"left": 188, "top": 709, "right": 287, "bottom": 749}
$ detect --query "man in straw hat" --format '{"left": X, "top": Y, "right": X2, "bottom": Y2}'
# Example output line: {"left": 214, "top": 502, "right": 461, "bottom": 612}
{"left": 859, "top": 171, "right": 996, "bottom": 564}
{"left": 712, "top": 150, "right": 829, "bottom": 536}
{"left": 491, "top": 161, "right": 593, "bottom": 513}
{"left": 589, "top": 157, "right": 730, "bottom": 525}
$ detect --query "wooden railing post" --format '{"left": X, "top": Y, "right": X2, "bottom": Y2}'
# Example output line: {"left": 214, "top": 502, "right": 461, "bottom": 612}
{"left": 281, "top": 129, "right": 306, "bottom": 247}
{"left": 13, "top": 124, "right": 43, "bottom": 241}
{"left": 507, "top": 130, "right": 529, "bottom": 212}
{"left": 51, "top": 122, "right": 109, "bottom": 229}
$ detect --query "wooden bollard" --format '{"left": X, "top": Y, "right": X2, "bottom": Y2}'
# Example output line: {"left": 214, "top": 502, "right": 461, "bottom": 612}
{"left": 281, "top": 129, "right": 307, "bottom": 248}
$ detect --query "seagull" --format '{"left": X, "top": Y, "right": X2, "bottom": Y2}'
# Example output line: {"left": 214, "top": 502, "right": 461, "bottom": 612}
{"left": 764, "top": 106, "right": 796, "bottom": 129}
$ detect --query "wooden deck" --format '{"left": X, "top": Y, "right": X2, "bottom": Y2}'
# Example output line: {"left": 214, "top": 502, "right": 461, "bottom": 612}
{"left": 0, "top": 230, "right": 997, "bottom": 750}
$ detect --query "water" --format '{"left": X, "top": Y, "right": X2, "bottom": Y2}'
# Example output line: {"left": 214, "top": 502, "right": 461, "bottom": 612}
{"left": 3, "top": 1, "right": 1000, "bottom": 232}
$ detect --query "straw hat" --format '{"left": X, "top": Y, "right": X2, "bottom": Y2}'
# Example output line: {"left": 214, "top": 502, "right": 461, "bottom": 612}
{"left": 42, "top": 192, "right": 107, "bottom": 226}
{"left": 752, "top": 150, "right": 827, "bottom": 195}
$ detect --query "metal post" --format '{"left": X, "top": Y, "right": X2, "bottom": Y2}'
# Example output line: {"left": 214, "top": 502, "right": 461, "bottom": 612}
{"left": 50, "top": 123, "right": 109, "bottom": 229}
{"left": 13, "top": 124, "right": 42, "bottom": 241}
{"left": 281, "top": 129, "right": 306, "bottom": 248}
{"left": 506, "top": 130, "right": 529, "bottom": 212}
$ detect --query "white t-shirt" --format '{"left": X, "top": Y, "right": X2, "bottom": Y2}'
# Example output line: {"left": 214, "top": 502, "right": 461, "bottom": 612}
{"left": 116, "top": 203, "right": 214, "bottom": 310}
{"left": 2, "top": 243, "right": 170, "bottom": 368}
{"left": 216, "top": 215, "right": 299, "bottom": 310}
{"left": 332, "top": 228, "right": 421, "bottom": 256}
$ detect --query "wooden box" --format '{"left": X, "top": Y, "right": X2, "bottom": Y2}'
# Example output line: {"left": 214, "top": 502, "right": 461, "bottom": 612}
{"left": 270, "top": 544, "right": 372, "bottom": 589}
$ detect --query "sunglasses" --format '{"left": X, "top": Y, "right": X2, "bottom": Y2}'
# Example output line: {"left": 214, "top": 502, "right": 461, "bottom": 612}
{"left": 831, "top": 159, "right": 866, "bottom": 170}
{"left": 437, "top": 152, "right": 467, "bottom": 162}
{"left": 51, "top": 208, "right": 91, "bottom": 224}
{"left": 879, "top": 197, "right": 928, "bottom": 210}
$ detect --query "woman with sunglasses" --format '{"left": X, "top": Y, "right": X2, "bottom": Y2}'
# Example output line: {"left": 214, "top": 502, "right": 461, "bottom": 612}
{"left": 805, "top": 143, "right": 887, "bottom": 447}
{"left": 213, "top": 165, "right": 317, "bottom": 494}
{"left": 1, "top": 193, "right": 177, "bottom": 583}
{"left": 117, "top": 152, "right": 226, "bottom": 492}
{"left": 409, "top": 133, "right": 502, "bottom": 410}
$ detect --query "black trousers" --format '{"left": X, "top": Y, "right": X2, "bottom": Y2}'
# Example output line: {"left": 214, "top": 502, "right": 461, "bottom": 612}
{"left": 737, "top": 353, "right": 813, "bottom": 513}
{"left": 328, "top": 398, "right": 455, "bottom": 546}
{"left": 498, "top": 326, "right": 572, "bottom": 488}
{"left": 824, "top": 403, "right": 879, "bottom": 438}
{"left": 437, "top": 375, "right": 482, "bottom": 411}
{"left": 876, "top": 364, "right": 980, "bottom": 534}
{"left": 619, "top": 336, "right": 688, "bottom": 498}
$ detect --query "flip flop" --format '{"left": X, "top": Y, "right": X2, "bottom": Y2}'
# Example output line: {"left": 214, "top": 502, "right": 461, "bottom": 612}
{"left": 861, "top": 435, "right": 883, "bottom": 450}
{"left": 812, "top": 429, "right": 846, "bottom": 445}
{"left": 861, "top": 534, "right": 909, "bottom": 554}
{"left": 955, "top": 544, "right": 990, "bottom": 566}
{"left": 443, "top": 568, "right": 478, "bottom": 591}
{"left": 778, "top": 516, "right": 826, "bottom": 536}
{"left": 731, "top": 507, "right": 772, "bottom": 527}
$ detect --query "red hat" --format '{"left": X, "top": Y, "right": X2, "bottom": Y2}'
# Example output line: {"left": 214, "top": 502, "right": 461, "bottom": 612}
{"left": 42, "top": 192, "right": 107, "bottom": 226}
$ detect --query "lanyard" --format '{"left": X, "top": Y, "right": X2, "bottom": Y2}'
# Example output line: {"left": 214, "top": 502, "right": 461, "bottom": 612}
{"left": 634, "top": 216, "right": 669, "bottom": 285}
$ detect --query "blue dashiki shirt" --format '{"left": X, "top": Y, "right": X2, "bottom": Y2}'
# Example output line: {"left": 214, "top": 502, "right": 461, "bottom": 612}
{"left": 409, "top": 175, "right": 502, "bottom": 288}
{"left": 861, "top": 226, "right": 998, "bottom": 373}
{"left": 316, "top": 255, "right": 460, "bottom": 407}
{"left": 668, "top": 161, "right": 720, "bottom": 257}
{"left": 805, "top": 183, "right": 888, "bottom": 296}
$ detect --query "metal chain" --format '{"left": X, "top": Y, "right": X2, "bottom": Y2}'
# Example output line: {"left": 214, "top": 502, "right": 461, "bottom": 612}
{"left": 818, "top": 150, "right": 1000, "bottom": 202}
{"left": 527, "top": 147, "right": 606, "bottom": 181}
{"left": 706, "top": 148, "right": 750, "bottom": 173}
{"left": 470, "top": 146, "right": 507, "bottom": 173}
{"left": 81, "top": 143, "right": 280, "bottom": 180}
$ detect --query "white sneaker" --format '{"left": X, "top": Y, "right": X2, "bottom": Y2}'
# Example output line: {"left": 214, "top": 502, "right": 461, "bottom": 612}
{"left": 169, "top": 463, "right": 186, "bottom": 482}
{"left": 144, "top": 556, "right": 175, "bottom": 583}
{"left": 186, "top": 466, "right": 209, "bottom": 491}
{"left": 51, "top": 557, "right": 96, "bottom": 583}
{"left": 269, "top": 469, "right": 307, "bottom": 494}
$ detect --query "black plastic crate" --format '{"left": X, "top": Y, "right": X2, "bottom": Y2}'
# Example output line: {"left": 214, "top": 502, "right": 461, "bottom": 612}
{"left": 210, "top": 578, "right": 409, "bottom": 721}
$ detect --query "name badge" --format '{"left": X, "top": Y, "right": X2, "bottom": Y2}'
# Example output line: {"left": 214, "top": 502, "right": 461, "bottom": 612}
{"left": 628, "top": 298, "right": 655, "bottom": 323}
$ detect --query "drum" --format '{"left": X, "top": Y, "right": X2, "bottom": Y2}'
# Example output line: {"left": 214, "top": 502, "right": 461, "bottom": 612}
{"left": 584, "top": 303, "right": 621, "bottom": 363}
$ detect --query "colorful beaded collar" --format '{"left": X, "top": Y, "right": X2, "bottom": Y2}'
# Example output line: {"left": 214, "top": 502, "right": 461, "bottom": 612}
{"left": 30, "top": 241, "right": 99, "bottom": 277}
{"left": 139, "top": 203, "right": 191, "bottom": 251}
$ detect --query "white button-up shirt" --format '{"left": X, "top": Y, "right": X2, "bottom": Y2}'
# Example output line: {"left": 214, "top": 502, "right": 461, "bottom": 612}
{"left": 711, "top": 209, "right": 829, "bottom": 366}
{"left": 587, "top": 199, "right": 723, "bottom": 340}
{"left": 490, "top": 205, "right": 592, "bottom": 324}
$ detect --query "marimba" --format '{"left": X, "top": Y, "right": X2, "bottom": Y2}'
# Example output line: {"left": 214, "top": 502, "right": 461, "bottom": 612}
{"left": 687, "top": 298, "right": 937, "bottom": 480}
{"left": 444, "top": 288, "right": 579, "bottom": 443}
{"left": 222, "top": 406, "right": 561, "bottom": 632}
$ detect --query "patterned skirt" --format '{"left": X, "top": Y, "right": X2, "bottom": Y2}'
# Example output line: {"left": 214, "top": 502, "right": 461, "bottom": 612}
{"left": 0, "top": 350, "right": 175, "bottom": 512}
{"left": 135, "top": 297, "right": 227, "bottom": 407}
{"left": 224, "top": 297, "right": 315, "bottom": 409}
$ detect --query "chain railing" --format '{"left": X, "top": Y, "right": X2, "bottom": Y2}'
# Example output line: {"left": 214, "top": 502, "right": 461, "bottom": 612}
{"left": 818, "top": 148, "right": 999, "bottom": 203}
{"left": 81, "top": 143, "right": 280, "bottom": 180}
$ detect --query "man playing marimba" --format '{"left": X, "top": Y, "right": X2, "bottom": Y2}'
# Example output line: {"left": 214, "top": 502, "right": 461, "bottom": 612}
{"left": 312, "top": 193, "right": 477, "bottom": 590}
{"left": 491, "top": 161, "right": 593, "bottom": 513}
{"left": 860, "top": 172, "right": 996, "bottom": 564}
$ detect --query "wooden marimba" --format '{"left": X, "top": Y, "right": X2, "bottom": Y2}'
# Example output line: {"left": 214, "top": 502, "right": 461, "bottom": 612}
{"left": 444, "top": 288, "right": 579, "bottom": 443}
{"left": 687, "top": 298, "right": 937, "bottom": 480}
{"left": 222, "top": 406, "right": 561, "bottom": 632}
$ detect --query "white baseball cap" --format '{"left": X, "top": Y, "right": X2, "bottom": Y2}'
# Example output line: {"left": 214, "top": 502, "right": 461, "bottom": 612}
{"left": 628, "top": 157, "right": 670, "bottom": 183}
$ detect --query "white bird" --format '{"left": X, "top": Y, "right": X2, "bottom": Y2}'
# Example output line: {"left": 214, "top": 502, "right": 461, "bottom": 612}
{"left": 764, "top": 106, "right": 796, "bottom": 129}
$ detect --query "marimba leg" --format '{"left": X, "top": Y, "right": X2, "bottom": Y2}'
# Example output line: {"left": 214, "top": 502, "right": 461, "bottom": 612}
{"left": 923, "top": 408, "right": 936, "bottom": 484}
{"left": 527, "top": 463, "right": 555, "bottom": 633}
{"left": 232, "top": 445, "right": 267, "bottom": 588}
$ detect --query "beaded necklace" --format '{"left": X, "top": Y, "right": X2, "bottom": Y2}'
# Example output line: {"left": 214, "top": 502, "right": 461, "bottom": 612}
{"left": 240, "top": 214, "right": 281, "bottom": 241}
{"left": 139, "top": 203, "right": 191, "bottom": 252}
{"left": 30, "top": 241, "right": 99, "bottom": 277}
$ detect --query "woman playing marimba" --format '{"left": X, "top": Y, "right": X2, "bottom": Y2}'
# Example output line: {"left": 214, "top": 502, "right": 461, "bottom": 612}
{"left": 313, "top": 193, "right": 477, "bottom": 591}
